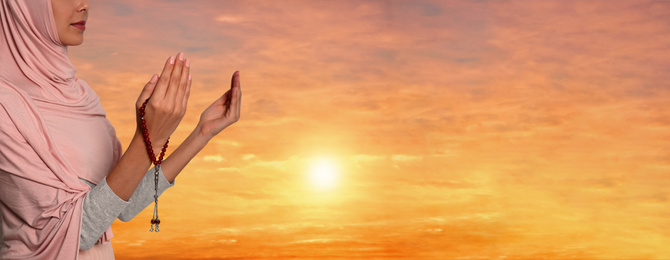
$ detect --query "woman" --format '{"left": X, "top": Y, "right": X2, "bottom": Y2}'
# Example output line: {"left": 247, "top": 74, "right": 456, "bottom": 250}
{"left": 0, "top": 0, "right": 241, "bottom": 258}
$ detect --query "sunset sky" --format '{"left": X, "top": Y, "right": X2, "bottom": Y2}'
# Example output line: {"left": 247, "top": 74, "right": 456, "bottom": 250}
{"left": 68, "top": 0, "right": 670, "bottom": 259}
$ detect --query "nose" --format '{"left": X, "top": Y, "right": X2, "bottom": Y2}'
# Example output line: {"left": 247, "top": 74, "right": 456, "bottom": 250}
{"left": 78, "top": 0, "right": 89, "bottom": 12}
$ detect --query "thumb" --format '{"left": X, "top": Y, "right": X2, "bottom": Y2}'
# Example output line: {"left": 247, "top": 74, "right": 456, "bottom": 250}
{"left": 137, "top": 74, "right": 159, "bottom": 108}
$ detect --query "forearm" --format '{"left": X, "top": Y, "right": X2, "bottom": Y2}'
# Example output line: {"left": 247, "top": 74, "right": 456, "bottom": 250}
{"left": 105, "top": 131, "right": 153, "bottom": 201}
{"left": 106, "top": 124, "right": 208, "bottom": 210}
{"left": 80, "top": 178, "right": 130, "bottom": 250}
{"left": 161, "top": 125, "right": 211, "bottom": 183}
{"left": 116, "top": 126, "right": 214, "bottom": 221}
{"left": 118, "top": 167, "right": 174, "bottom": 221}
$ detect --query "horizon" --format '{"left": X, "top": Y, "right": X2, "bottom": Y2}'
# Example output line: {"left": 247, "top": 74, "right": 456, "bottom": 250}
{"left": 69, "top": 0, "right": 670, "bottom": 259}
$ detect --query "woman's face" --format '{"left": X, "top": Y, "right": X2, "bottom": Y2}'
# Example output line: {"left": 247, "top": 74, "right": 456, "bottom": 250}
{"left": 51, "top": 0, "right": 89, "bottom": 46}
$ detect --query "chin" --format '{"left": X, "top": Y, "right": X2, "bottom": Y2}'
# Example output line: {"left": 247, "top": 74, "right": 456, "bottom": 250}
{"left": 63, "top": 38, "right": 84, "bottom": 46}
{"left": 60, "top": 32, "right": 85, "bottom": 46}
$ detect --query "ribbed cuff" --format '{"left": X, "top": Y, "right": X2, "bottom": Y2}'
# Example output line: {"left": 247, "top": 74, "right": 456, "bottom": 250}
{"left": 80, "top": 178, "right": 131, "bottom": 250}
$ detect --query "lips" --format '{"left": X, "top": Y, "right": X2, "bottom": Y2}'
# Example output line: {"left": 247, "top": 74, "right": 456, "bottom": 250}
{"left": 71, "top": 20, "right": 86, "bottom": 31}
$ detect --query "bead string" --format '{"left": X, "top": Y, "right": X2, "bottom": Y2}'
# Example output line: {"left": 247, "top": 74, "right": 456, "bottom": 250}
{"left": 140, "top": 99, "right": 169, "bottom": 232}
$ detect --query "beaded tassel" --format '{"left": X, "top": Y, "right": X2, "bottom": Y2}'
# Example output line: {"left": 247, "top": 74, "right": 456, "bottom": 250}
{"left": 140, "top": 99, "right": 169, "bottom": 232}
{"left": 150, "top": 165, "right": 161, "bottom": 232}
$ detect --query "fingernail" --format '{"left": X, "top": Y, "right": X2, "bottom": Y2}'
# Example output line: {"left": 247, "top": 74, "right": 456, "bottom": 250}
{"left": 185, "top": 58, "right": 190, "bottom": 68}
{"left": 188, "top": 73, "right": 192, "bottom": 81}
{"left": 150, "top": 74, "right": 158, "bottom": 83}
{"left": 178, "top": 52, "right": 184, "bottom": 61}
{"left": 169, "top": 56, "right": 175, "bottom": 64}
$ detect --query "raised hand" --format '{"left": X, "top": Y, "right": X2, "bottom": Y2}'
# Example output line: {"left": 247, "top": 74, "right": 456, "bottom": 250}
{"left": 197, "top": 71, "right": 241, "bottom": 138}
{"left": 135, "top": 52, "right": 192, "bottom": 154}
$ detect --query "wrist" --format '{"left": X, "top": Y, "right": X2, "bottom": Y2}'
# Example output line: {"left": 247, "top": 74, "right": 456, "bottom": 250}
{"left": 191, "top": 124, "right": 212, "bottom": 147}
{"left": 130, "top": 131, "right": 153, "bottom": 164}
{"left": 133, "top": 129, "right": 168, "bottom": 160}
{"left": 194, "top": 123, "right": 213, "bottom": 141}
{"left": 132, "top": 129, "right": 145, "bottom": 145}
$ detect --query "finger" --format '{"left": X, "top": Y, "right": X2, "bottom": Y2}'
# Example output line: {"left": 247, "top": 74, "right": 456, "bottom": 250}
{"left": 222, "top": 90, "right": 232, "bottom": 117}
{"left": 182, "top": 73, "right": 191, "bottom": 113}
{"left": 216, "top": 83, "right": 230, "bottom": 103}
{"left": 229, "top": 70, "right": 238, "bottom": 91}
{"left": 235, "top": 71, "right": 241, "bottom": 114}
{"left": 176, "top": 58, "right": 190, "bottom": 106}
{"left": 223, "top": 90, "right": 232, "bottom": 109}
{"left": 154, "top": 55, "right": 176, "bottom": 100}
{"left": 230, "top": 71, "right": 241, "bottom": 119}
{"left": 223, "top": 72, "right": 236, "bottom": 115}
{"left": 136, "top": 74, "right": 159, "bottom": 108}
{"left": 166, "top": 52, "right": 185, "bottom": 104}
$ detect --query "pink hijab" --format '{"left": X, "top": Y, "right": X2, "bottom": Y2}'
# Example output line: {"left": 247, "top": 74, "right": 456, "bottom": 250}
{"left": 0, "top": 0, "right": 122, "bottom": 258}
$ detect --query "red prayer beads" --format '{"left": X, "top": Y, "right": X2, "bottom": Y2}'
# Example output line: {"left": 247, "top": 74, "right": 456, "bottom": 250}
{"left": 140, "top": 99, "right": 169, "bottom": 165}
{"left": 141, "top": 99, "right": 169, "bottom": 232}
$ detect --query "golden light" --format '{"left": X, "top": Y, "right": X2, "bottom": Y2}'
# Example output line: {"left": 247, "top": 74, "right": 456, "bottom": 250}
{"left": 308, "top": 158, "right": 339, "bottom": 191}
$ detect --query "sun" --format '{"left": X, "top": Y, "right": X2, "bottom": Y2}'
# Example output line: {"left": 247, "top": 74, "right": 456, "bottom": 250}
{"left": 308, "top": 158, "right": 339, "bottom": 191}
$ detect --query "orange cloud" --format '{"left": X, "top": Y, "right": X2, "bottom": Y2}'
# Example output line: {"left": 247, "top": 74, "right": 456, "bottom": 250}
{"left": 64, "top": 0, "right": 670, "bottom": 258}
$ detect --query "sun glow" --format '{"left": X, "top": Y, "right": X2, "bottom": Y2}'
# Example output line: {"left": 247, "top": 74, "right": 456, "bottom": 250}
{"left": 308, "top": 158, "right": 339, "bottom": 191}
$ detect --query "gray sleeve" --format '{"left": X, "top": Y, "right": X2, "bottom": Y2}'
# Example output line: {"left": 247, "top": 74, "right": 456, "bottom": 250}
{"left": 80, "top": 178, "right": 130, "bottom": 250}
{"left": 118, "top": 166, "right": 174, "bottom": 222}
{"left": 79, "top": 166, "right": 174, "bottom": 250}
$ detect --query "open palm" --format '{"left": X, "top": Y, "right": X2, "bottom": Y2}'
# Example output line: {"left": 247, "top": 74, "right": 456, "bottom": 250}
{"left": 198, "top": 71, "right": 241, "bottom": 138}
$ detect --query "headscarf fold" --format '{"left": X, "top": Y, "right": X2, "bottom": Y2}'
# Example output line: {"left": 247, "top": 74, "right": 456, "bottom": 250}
{"left": 0, "top": 0, "right": 122, "bottom": 258}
